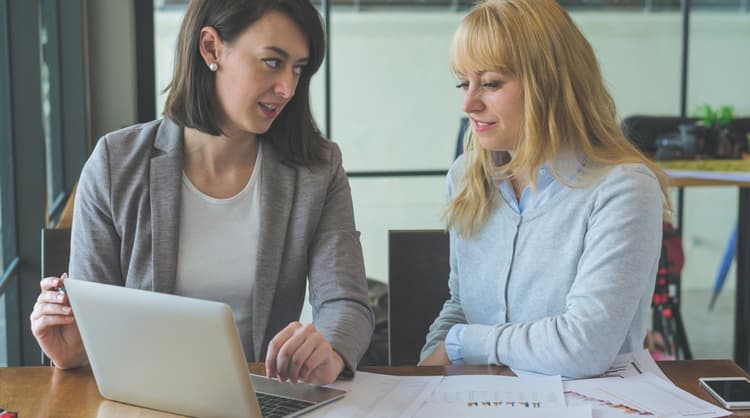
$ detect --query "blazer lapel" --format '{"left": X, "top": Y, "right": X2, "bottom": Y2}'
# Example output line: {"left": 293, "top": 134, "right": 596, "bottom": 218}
{"left": 253, "top": 141, "right": 297, "bottom": 359}
{"left": 149, "top": 119, "right": 183, "bottom": 293}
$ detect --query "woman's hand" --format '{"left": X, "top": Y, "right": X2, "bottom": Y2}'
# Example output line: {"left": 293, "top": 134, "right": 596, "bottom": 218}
{"left": 30, "top": 274, "right": 87, "bottom": 369}
{"left": 265, "top": 322, "right": 345, "bottom": 385}
{"left": 418, "top": 342, "right": 450, "bottom": 366}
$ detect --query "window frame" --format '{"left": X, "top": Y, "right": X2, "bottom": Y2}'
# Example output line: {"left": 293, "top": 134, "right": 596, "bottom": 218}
{"left": 0, "top": 0, "right": 89, "bottom": 366}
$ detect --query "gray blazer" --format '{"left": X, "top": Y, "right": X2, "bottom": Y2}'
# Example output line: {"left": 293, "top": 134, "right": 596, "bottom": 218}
{"left": 69, "top": 118, "right": 374, "bottom": 370}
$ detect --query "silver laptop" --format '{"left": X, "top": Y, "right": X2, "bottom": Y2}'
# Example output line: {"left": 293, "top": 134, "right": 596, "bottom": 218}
{"left": 63, "top": 278, "right": 345, "bottom": 418}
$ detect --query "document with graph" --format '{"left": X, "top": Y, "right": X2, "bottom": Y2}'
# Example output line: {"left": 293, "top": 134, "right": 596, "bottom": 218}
{"left": 411, "top": 374, "right": 587, "bottom": 417}
{"left": 564, "top": 372, "right": 729, "bottom": 418}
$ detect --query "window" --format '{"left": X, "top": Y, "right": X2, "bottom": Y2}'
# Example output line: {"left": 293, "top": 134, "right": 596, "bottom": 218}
{"left": 0, "top": 0, "right": 87, "bottom": 366}
{"left": 0, "top": 0, "right": 13, "bottom": 368}
{"left": 154, "top": 4, "right": 184, "bottom": 115}
{"left": 40, "top": 0, "right": 66, "bottom": 221}
{"left": 677, "top": 6, "right": 750, "bottom": 360}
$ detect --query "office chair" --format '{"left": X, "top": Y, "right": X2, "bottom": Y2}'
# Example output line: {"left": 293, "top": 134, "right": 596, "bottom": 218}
{"left": 42, "top": 228, "right": 71, "bottom": 279}
{"left": 40, "top": 227, "right": 72, "bottom": 365}
{"left": 41, "top": 186, "right": 75, "bottom": 281}
{"left": 387, "top": 230, "right": 450, "bottom": 366}
{"left": 455, "top": 117, "right": 470, "bottom": 159}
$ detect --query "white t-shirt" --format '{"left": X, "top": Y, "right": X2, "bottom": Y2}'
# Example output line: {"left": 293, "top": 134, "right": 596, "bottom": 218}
{"left": 175, "top": 145, "right": 262, "bottom": 360}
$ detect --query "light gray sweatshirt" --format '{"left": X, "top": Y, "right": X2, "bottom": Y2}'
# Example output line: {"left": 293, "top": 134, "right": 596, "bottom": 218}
{"left": 421, "top": 155, "right": 663, "bottom": 378}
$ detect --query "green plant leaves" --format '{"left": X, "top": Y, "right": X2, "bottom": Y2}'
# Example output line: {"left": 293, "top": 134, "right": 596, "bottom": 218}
{"left": 694, "top": 103, "right": 734, "bottom": 127}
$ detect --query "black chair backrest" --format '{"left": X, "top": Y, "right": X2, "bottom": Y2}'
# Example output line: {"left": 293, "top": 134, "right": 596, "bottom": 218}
{"left": 455, "top": 117, "right": 469, "bottom": 159}
{"left": 40, "top": 227, "right": 71, "bottom": 365}
{"left": 387, "top": 229, "right": 450, "bottom": 366}
{"left": 41, "top": 228, "right": 71, "bottom": 278}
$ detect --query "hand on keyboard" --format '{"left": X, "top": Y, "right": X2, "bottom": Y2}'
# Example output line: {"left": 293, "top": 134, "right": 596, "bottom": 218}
{"left": 265, "top": 322, "right": 345, "bottom": 385}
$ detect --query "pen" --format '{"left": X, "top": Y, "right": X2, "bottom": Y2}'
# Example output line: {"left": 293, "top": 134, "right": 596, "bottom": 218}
{"left": 53, "top": 272, "right": 68, "bottom": 297}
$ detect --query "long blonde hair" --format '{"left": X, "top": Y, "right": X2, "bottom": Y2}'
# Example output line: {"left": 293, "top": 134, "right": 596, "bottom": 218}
{"left": 447, "top": 0, "right": 671, "bottom": 237}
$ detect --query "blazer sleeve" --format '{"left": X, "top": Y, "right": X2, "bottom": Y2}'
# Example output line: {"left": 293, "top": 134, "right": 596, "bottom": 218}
{"left": 68, "top": 138, "right": 124, "bottom": 285}
{"left": 307, "top": 144, "right": 375, "bottom": 373}
{"left": 420, "top": 163, "right": 468, "bottom": 360}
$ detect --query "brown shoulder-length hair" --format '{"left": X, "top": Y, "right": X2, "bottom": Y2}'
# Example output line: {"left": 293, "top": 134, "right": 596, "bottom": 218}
{"left": 163, "top": 0, "right": 328, "bottom": 165}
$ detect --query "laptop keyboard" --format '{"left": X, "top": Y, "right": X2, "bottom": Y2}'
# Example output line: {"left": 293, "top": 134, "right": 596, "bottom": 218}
{"left": 256, "top": 392, "right": 315, "bottom": 418}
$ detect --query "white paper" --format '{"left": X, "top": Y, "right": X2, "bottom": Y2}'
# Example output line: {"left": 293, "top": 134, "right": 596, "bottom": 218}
{"left": 410, "top": 374, "right": 567, "bottom": 417}
{"left": 600, "top": 349, "right": 670, "bottom": 381}
{"left": 513, "top": 349, "right": 668, "bottom": 381}
{"left": 422, "top": 374, "right": 565, "bottom": 406}
{"left": 303, "top": 371, "right": 442, "bottom": 418}
{"left": 564, "top": 372, "right": 730, "bottom": 418}
{"left": 414, "top": 403, "right": 593, "bottom": 418}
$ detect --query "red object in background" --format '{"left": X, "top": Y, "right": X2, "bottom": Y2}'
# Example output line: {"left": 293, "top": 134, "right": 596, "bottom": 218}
{"left": 661, "top": 222, "right": 685, "bottom": 275}
{"left": 648, "top": 221, "right": 686, "bottom": 361}
{"left": 0, "top": 410, "right": 18, "bottom": 418}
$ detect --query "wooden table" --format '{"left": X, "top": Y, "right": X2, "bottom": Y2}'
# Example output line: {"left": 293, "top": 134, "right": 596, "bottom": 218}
{"left": 1, "top": 360, "right": 749, "bottom": 417}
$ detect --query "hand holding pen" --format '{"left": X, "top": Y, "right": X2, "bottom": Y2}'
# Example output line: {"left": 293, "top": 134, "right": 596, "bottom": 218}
{"left": 30, "top": 273, "right": 88, "bottom": 369}
{"left": 31, "top": 273, "right": 72, "bottom": 324}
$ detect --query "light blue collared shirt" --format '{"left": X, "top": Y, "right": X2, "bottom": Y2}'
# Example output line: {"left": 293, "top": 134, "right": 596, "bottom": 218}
{"left": 496, "top": 164, "right": 562, "bottom": 215}
{"left": 444, "top": 162, "right": 570, "bottom": 363}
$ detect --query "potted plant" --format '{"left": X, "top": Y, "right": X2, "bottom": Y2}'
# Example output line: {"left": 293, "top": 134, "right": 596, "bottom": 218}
{"left": 694, "top": 104, "right": 744, "bottom": 159}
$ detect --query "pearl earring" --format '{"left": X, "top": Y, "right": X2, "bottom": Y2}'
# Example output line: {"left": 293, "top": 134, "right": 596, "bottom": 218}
{"left": 208, "top": 62, "right": 218, "bottom": 72}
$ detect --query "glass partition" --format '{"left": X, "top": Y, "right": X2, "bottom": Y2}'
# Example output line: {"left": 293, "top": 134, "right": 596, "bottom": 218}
{"left": 153, "top": 1, "right": 749, "bottom": 359}
{"left": 0, "top": 0, "right": 8, "bottom": 368}
{"left": 40, "top": 0, "right": 65, "bottom": 219}
{"left": 678, "top": 7, "right": 750, "bottom": 360}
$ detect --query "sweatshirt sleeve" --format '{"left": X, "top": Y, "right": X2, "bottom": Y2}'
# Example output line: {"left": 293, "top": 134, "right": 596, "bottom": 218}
{"left": 420, "top": 157, "right": 469, "bottom": 360}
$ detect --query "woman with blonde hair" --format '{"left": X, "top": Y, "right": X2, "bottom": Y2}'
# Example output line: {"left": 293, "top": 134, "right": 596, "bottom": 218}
{"left": 419, "top": 0, "right": 670, "bottom": 377}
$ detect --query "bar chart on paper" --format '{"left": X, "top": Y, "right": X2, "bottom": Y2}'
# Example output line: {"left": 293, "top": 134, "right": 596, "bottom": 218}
{"left": 411, "top": 375, "right": 572, "bottom": 417}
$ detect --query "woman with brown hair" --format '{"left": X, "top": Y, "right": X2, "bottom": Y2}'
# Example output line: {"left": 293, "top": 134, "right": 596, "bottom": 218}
{"left": 420, "top": 0, "right": 670, "bottom": 377}
{"left": 31, "top": 0, "right": 373, "bottom": 385}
